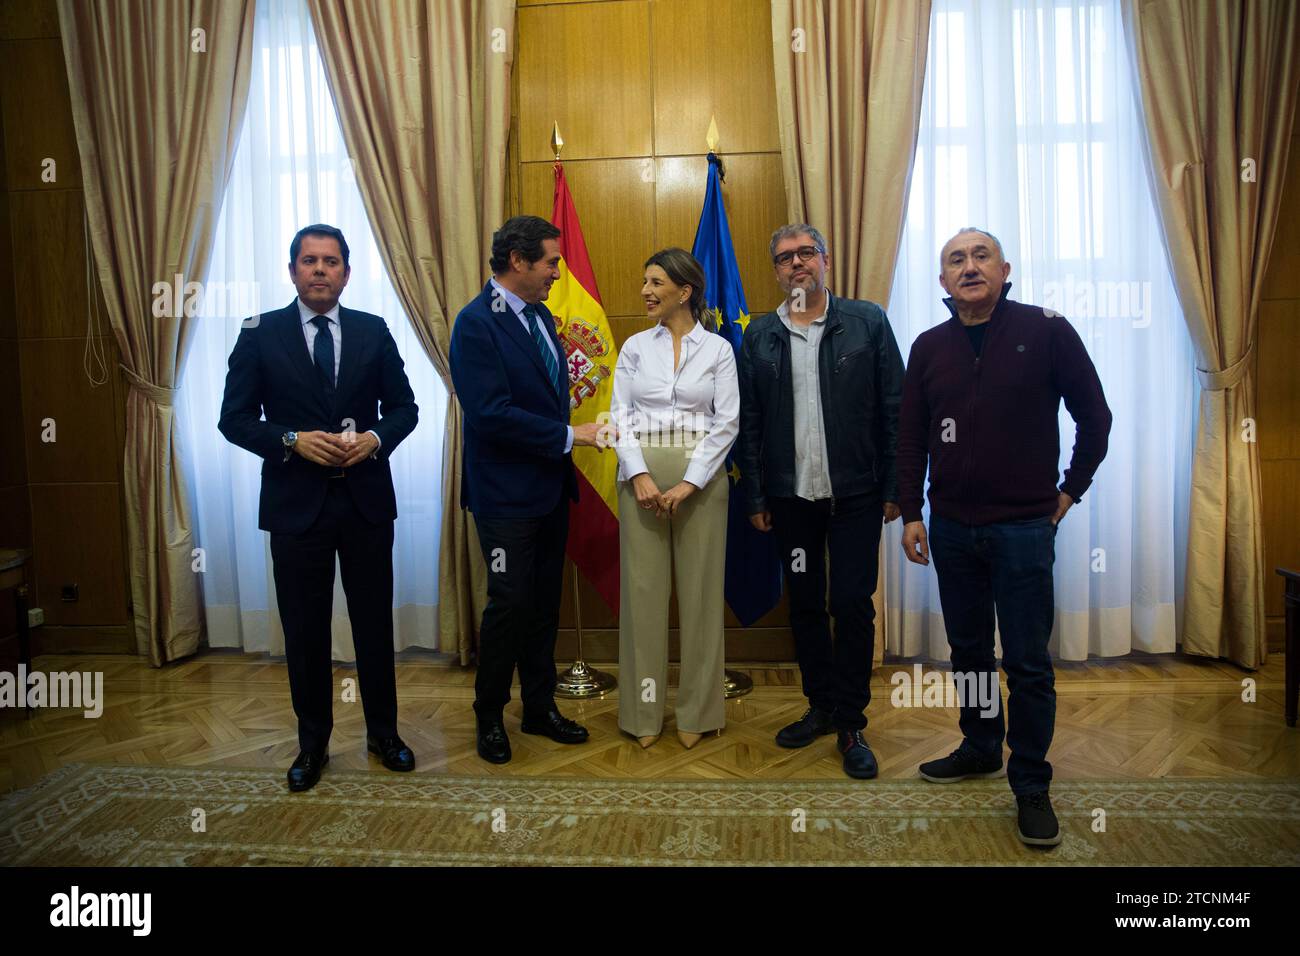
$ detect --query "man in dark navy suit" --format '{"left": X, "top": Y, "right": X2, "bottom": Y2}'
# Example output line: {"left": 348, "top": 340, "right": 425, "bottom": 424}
{"left": 219, "top": 224, "right": 419, "bottom": 792}
{"left": 449, "top": 215, "right": 613, "bottom": 764}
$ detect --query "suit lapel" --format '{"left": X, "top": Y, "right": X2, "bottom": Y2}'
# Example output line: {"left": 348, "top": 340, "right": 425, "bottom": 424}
{"left": 488, "top": 284, "right": 561, "bottom": 403}
{"left": 334, "top": 307, "right": 361, "bottom": 414}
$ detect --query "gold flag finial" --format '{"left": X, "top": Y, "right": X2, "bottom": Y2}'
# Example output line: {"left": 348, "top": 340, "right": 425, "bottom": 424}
{"left": 552, "top": 121, "right": 564, "bottom": 160}
{"left": 706, "top": 115, "right": 720, "bottom": 153}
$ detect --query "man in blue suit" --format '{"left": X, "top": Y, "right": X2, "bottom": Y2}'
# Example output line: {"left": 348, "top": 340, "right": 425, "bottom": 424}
{"left": 450, "top": 215, "right": 612, "bottom": 764}
{"left": 219, "top": 224, "right": 419, "bottom": 792}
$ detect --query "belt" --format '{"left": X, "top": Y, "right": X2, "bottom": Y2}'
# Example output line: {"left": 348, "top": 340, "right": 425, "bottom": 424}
{"left": 326, "top": 469, "right": 347, "bottom": 480}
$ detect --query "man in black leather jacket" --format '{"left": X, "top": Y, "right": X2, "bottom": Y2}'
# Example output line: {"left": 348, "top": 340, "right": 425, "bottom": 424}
{"left": 737, "top": 223, "right": 905, "bottom": 780}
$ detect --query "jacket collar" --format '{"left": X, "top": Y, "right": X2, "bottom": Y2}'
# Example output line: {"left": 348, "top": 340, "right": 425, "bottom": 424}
{"left": 943, "top": 281, "right": 1013, "bottom": 321}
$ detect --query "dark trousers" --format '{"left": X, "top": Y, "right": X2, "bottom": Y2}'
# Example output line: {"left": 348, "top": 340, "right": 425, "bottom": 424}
{"left": 472, "top": 499, "right": 569, "bottom": 720}
{"left": 270, "top": 480, "right": 398, "bottom": 754}
{"left": 927, "top": 512, "right": 1057, "bottom": 795}
{"left": 770, "top": 493, "right": 883, "bottom": 731}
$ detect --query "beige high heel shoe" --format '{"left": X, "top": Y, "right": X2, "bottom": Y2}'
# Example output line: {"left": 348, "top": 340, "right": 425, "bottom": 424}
{"left": 638, "top": 735, "right": 659, "bottom": 749}
{"left": 677, "top": 728, "right": 722, "bottom": 750}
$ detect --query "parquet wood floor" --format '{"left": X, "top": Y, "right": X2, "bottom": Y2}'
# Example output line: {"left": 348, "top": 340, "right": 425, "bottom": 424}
{"left": 1, "top": 651, "right": 1295, "bottom": 794}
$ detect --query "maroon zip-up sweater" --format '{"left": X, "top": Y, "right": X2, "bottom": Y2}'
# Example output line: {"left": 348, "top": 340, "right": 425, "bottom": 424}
{"left": 896, "top": 283, "right": 1112, "bottom": 526}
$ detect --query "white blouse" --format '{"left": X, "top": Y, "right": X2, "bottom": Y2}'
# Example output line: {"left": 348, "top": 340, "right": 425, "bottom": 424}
{"left": 610, "top": 320, "right": 740, "bottom": 488}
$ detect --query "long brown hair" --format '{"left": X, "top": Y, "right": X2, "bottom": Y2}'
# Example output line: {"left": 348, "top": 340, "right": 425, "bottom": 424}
{"left": 644, "top": 248, "right": 714, "bottom": 330}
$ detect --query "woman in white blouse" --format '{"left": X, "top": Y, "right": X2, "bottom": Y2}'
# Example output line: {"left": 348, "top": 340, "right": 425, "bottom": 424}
{"left": 611, "top": 248, "right": 739, "bottom": 750}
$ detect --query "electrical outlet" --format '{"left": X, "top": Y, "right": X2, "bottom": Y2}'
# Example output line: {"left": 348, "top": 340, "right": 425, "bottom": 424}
{"left": 60, "top": 584, "right": 79, "bottom": 602}
{"left": 27, "top": 607, "right": 44, "bottom": 627}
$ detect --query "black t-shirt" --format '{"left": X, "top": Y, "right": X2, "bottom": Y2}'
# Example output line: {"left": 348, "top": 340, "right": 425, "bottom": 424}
{"left": 965, "top": 321, "right": 988, "bottom": 356}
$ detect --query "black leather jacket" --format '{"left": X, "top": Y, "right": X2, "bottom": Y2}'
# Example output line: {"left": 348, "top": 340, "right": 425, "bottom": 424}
{"left": 736, "top": 295, "right": 905, "bottom": 513}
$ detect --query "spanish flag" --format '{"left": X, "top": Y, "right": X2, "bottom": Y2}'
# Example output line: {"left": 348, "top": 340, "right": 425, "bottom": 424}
{"left": 544, "top": 162, "right": 620, "bottom": 610}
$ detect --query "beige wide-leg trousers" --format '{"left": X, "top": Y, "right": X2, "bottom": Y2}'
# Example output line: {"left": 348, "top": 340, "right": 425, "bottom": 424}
{"left": 618, "top": 440, "right": 728, "bottom": 737}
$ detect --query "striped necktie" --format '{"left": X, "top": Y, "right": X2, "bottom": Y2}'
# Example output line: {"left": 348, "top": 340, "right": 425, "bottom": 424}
{"left": 524, "top": 304, "right": 564, "bottom": 397}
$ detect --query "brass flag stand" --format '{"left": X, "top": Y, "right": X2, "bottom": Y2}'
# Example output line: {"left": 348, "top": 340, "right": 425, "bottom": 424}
{"left": 555, "top": 566, "right": 616, "bottom": 699}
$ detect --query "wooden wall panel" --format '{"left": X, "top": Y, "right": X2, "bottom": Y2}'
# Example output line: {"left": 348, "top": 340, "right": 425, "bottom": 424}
{"left": 0, "top": 486, "right": 31, "bottom": 548}
{"left": 517, "top": 1, "right": 652, "bottom": 163}
{"left": 1259, "top": 127, "right": 1300, "bottom": 649}
{"left": 0, "top": 0, "right": 60, "bottom": 40}
{"left": 1261, "top": 129, "right": 1300, "bottom": 301}
{"left": 0, "top": 36, "right": 80, "bottom": 191}
{"left": 520, "top": 158, "right": 657, "bottom": 318}
{"left": 654, "top": 152, "right": 788, "bottom": 315}
{"left": 19, "top": 337, "right": 120, "bottom": 484}
{"left": 0, "top": 341, "right": 26, "bottom": 487}
{"left": 1257, "top": 299, "right": 1300, "bottom": 463}
{"left": 28, "top": 483, "right": 127, "bottom": 625}
{"left": 515, "top": 0, "right": 792, "bottom": 650}
{"left": 0, "top": 190, "right": 14, "bottom": 336}
{"left": 10, "top": 188, "right": 89, "bottom": 338}
{"left": 651, "top": 0, "right": 780, "bottom": 157}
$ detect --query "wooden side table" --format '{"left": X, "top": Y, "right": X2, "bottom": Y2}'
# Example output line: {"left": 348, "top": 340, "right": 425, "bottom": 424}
{"left": 1278, "top": 568, "right": 1299, "bottom": 728}
{"left": 0, "top": 549, "right": 32, "bottom": 716}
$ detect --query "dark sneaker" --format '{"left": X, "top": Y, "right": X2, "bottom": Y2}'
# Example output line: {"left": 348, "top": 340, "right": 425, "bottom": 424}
{"left": 1016, "top": 790, "right": 1062, "bottom": 846}
{"left": 837, "top": 730, "right": 878, "bottom": 779}
{"left": 775, "top": 707, "right": 836, "bottom": 748}
{"left": 918, "top": 747, "right": 1005, "bottom": 783}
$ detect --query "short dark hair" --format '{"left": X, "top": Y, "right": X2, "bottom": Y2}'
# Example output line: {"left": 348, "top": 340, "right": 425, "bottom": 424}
{"left": 290, "top": 224, "right": 350, "bottom": 268}
{"left": 644, "top": 247, "right": 711, "bottom": 329}
{"left": 490, "top": 215, "right": 561, "bottom": 274}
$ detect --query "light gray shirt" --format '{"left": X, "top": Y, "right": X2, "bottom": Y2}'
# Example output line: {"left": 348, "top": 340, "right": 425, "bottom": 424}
{"left": 777, "top": 295, "right": 832, "bottom": 500}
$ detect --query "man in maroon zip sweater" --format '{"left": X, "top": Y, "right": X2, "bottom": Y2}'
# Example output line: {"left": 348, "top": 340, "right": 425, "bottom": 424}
{"left": 896, "top": 228, "right": 1112, "bottom": 848}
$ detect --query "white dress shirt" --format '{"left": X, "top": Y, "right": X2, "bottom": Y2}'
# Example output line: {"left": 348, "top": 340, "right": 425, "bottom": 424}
{"left": 296, "top": 297, "right": 380, "bottom": 452}
{"left": 488, "top": 278, "right": 574, "bottom": 454}
{"left": 610, "top": 320, "right": 739, "bottom": 488}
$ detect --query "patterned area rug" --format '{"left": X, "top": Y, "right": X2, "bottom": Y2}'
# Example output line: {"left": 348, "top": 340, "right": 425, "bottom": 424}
{"left": 2, "top": 764, "right": 1298, "bottom": 866}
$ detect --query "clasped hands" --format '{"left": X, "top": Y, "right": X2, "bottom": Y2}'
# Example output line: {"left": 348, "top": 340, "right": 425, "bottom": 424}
{"left": 632, "top": 473, "right": 696, "bottom": 518}
{"left": 291, "top": 429, "right": 378, "bottom": 468}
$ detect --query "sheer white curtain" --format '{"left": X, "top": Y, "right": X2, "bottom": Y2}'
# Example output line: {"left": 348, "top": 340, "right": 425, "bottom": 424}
{"left": 179, "top": 0, "right": 448, "bottom": 660}
{"left": 882, "top": 0, "right": 1197, "bottom": 661}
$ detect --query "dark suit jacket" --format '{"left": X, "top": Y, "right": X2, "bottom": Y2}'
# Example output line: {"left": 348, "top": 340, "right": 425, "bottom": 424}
{"left": 448, "top": 281, "right": 578, "bottom": 518}
{"left": 218, "top": 299, "right": 419, "bottom": 534}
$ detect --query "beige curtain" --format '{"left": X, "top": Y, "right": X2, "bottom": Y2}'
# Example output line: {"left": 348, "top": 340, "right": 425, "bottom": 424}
{"left": 1123, "top": 0, "right": 1300, "bottom": 667}
{"left": 58, "top": 0, "right": 254, "bottom": 665}
{"left": 308, "top": 0, "right": 515, "bottom": 664}
{"left": 771, "top": 0, "right": 931, "bottom": 663}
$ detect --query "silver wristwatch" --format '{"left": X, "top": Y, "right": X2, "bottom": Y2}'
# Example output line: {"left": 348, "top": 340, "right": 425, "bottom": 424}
{"left": 282, "top": 430, "right": 298, "bottom": 462}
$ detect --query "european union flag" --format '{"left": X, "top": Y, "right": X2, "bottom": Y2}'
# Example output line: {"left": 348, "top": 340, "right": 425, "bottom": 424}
{"left": 691, "top": 152, "right": 782, "bottom": 626}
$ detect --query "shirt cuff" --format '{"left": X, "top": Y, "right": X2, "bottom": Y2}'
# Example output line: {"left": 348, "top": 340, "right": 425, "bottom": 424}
{"left": 682, "top": 459, "right": 714, "bottom": 490}
{"left": 367, "top": 429, "right": 381, "bottom": 460}
{"left": 564, "top": 426, "right": 574, "bottom": 454}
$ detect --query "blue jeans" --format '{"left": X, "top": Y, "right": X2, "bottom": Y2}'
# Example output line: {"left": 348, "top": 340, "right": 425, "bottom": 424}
{"left": 928, "top": 513, "right": 1057, "bottom": 795}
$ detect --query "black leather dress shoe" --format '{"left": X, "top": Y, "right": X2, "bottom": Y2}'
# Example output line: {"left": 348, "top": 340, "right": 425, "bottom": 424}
{"left": 287, "top": 750, "right": 328, "bottom": 792}
{"left": 477, "top": 717, "right": 511, "bottom": 764}
{"left": 520, "top": 708, "right": 589, "bottom": 744}
{"left": 837, "top": 730, "right": 879, "bottom": 780}
{"left": 775, "top": 707, "right": 836, "bottom": 748}
{"left": 366, "top": 734, "right": 415, "bottom": 772}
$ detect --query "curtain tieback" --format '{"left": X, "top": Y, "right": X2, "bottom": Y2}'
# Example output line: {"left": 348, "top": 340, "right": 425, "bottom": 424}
{"left": 120, "top": 364, "right": 177, "bottom": 406}
{"left": 1196, "top": 343, "right": 1255, "bottom": 392}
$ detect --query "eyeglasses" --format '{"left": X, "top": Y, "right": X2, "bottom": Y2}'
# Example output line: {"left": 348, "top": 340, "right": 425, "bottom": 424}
{"left": 773, "top": 245, "right": 823, "bottom": 267}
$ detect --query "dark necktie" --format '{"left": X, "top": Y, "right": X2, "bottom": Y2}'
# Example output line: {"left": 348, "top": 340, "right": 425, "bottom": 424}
{"left": 524, "top": 304, "right": 564, "bottom": 397}
{"left": 310, "top": 314, "right": 335, "bottom": 390}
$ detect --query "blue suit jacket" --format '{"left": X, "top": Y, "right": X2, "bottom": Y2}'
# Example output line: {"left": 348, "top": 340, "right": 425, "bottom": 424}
{"left": 218, "top": 300, "right": 419, "bottom": 533}
{"left": 449, "top": 281, "right": 579, "bottom": 518}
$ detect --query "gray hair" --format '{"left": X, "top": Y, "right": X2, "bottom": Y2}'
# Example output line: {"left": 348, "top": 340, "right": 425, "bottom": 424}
{"left": 769, "top": 223, "right": 828, "bottom": 261}
{"left": 940, "top": 227, "right": 1004, "bottom": 269}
